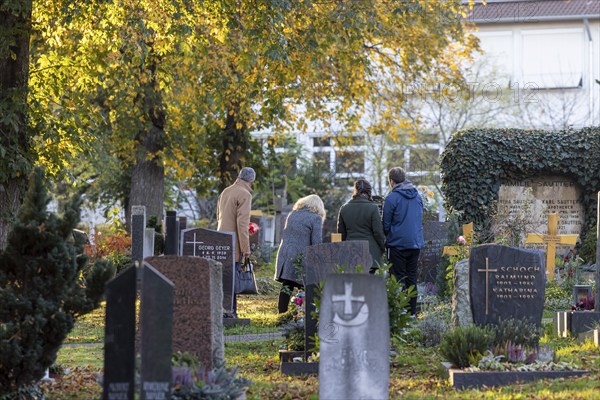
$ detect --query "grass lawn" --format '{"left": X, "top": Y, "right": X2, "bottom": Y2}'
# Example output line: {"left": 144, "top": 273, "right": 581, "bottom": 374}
{"left": 40, "top": 261, "right": 600, "bottom": 399}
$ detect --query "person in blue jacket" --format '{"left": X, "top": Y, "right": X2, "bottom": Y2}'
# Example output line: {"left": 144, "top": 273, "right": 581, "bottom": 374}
{"left": 382, "top": 167, "right": 424, "bottom": 315}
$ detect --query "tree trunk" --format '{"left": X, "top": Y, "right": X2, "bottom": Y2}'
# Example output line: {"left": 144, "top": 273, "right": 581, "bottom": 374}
{"left": 0, "top": 2, "right": 34, "bottom": 250}
{"left": 128, "top": 56, "right": 165, "bottom": 231}
{"left": 218, "top": 107, "right": 249, "bottom": 192}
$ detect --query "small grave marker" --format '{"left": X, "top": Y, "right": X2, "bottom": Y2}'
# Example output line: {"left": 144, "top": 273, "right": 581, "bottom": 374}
{"left": 525, "top": 212, "right": 578, "bottom": 280}
{"left": 443, "top": 222, "right": 474, "bottom": 257}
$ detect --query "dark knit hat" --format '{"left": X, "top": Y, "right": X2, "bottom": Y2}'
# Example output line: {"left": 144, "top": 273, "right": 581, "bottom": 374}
{"left": 239, "top": 167, "right": 256, "bottom": 182}
{"left": 388, "top": 167, "right": 406, "bottom": 184}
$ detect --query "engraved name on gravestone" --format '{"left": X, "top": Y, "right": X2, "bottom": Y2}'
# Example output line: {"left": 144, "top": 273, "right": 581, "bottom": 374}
{"left": 319, "top": 274, "right": 389, "bottom": 400}
{"left": 497, "top": 176, "right": 584, "bottom": 252}
{"left": 103, "top": 267, "right": 137, "bottom": 400}
{"left": 304, "top": 241, "right": 371, "bottom": 359}
{"left": 145, "top": 256, "right": 224, "bottom": 369}
{"left": 140, "top": 264, "right": 174, "bottom": 400}
{"left": 469, "top": 244, "right": 546, "bottom": 327}
{"left": 180, "top": 228, "right": 235, "bottom": 314}
{"left": 418, "top": 221, "right": 449, "bottom": 283}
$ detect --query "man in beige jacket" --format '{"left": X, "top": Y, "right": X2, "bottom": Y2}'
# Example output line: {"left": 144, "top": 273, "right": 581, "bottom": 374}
{"left": 217, "top": 167, "right": 255, "bottom": 318}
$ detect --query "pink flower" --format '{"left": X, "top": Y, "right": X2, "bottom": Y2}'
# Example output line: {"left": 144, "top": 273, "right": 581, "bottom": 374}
{"left": 457, "top": 235, "right": 467, "bottom": 245}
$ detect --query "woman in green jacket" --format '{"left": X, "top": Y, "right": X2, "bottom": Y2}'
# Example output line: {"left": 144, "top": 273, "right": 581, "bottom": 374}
{"left": 337, "top": 179, "right": 386, "bottom": 273}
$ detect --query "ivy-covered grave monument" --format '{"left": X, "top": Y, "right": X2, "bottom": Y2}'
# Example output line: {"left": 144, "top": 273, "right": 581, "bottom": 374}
{"left": 440, "top": 126, "right": 600, "bottom": 337}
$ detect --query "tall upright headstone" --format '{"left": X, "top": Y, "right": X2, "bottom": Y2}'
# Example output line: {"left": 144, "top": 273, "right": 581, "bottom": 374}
{"left": 103, "top": 267, "right": 137, "bottom": 400}
{"left": 140, "top": 264, "right": 174, "bottom": 400}
{"left": 164, "top": 211, "right": 179, "bottom": 255}
{"left": 469, "top": 244, "right": 545, "bottom": 327}
{"left": 131, "top": 206, "right": 146, "bottom": 267}
{"left": 145, "top": 256, "right": 224, "bottom": 369}
{"left": 143, "top": 228, "right": 155, "bottom": 259}
{"left": 319, "top": 274, "right": 389, "bottom": 400}
{"left": 303, "top": 241, "right": 372, "bottom": 358}
{"left": 180, "top": 228, "right": 236, "bottom": 314}
{"left": 419, "top": 221, "right": 449, "bottom": 282}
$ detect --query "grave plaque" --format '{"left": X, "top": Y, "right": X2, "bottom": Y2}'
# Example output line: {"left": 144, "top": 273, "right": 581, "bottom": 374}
{"left": 469, "top": 244, "right": 545, "bottom": 327}
{"left": 140, "top": 264, "right": 174, "bottom": 400}
{"left": 497, "top": 176, "right": 584, "bottom": 251}
{"left": 180, "top": 228, "right": 235, "bottom": 313}
{"left": 319, "top": 274, "right": 389, "bottom": 400}
{"left": 103, "top": 267, "right": 137, "bottom": 400}
{"left": 145, "top": 256, "right": 224, "bottom": 369}
{"left": 304, "top": 241, "right": 371, "bottom": 358}
{"left": 418, "top": 221, "right": 449, "bottom": 283}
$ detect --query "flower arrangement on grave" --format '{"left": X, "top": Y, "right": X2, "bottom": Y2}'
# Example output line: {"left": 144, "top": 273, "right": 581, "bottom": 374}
{"left": 440, "top": 318, "right": 580, "bottom": 372}
{"left": 171, "top": 352, "right": 251, "bottom": 399}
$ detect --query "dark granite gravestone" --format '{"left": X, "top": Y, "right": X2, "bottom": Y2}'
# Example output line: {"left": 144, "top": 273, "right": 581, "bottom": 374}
{"left": 145, "top": 256, "right": 224, "bottom": 369}
{"left": 131, "top": 206, "right": 146, "bottom": 267}
{"left": 469, "top": 244, "right": 545, "bottom": 327}
{"left": 418, "top": 221, "right": 449, "bottom": 283}
{"left": 180, "top": 228, "right": 236, "bottom": 314}
{"left": 319, "top": 274, "right": 389, "bottom": 400}
{"left": 303, "top": 241, "right": 372, "bottom": 359}
{"left": 103, "top": 267, "right": 137, "bottom": 400}
{"left": 164, "top": 211, "right": 179, "bottom": 255}
{"left": 140, "top": 264, "right": 174, "bottom": 400}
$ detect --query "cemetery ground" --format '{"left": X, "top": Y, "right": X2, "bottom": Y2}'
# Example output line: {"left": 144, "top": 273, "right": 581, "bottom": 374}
{"left": 40, "top": 262, "right": 600, "bottom": 400}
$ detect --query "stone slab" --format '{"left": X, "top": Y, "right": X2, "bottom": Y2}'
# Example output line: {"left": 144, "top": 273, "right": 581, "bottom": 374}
{"left": 469, "top": 244, "right": 545, "bottom": 327}
{"left": 144, "top": 256, "right": 223, "bottom": 369}
{"left": 555, "top": 311, "right": 600, "bottom": 337}
{"left": 576, "top": 329, "right": 600, "bottom": 346}
{"left": 441, "top": 362, "right": 587, "bottom": 390}
{"left": 280, "top": 362, "right": 319, "bottom": 376}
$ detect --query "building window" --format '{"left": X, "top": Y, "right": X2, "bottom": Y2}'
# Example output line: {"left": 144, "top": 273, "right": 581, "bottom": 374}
{"left": 409, "top": 148, "right": 440, "bottom": 172}
{"left": 313, "top": 137, "right": 331, "bottom": 147}
{"left": 335, "top": 151, "right": 364, "bottom": 174}
{"left": 312, "top": 151, "right": 331, "bottom": 168}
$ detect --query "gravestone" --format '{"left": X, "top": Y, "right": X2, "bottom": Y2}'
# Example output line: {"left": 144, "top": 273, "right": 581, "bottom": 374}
{"left": 103, "top": 267, "right": 137, "bottom": 400}
{"left": 319, "top": 274, "right": 389, "bottom": 400}
{"left": 418, "top": 221, "right": 449, "bottom": 282}
{"left": 164, "top": 211, "right": 179, "bottom": 255}
{"left": 131, "top": 206, "right": 146, "bottom": 267}
{"left": 303, "top": 241, "right": 372, "bottom": 359}
{"left": 144, "top": 228, "right": 155, "bottom": 258}
{"left": 497, "top": 176, "right": 584, "bottom": 251}
{"left": 145, "top": 256, "right": 224, "bottom": 369}
{"left": 140, "top": 264, "right": 174, "bottom": 400}
{"left": 469, "top": 244, "right": 545, "bottom": 327}
{"left": 451, "top": 259, "right": 473, "bottom": 327}
{"left": 180, "top": 228, "right": 235, "bottom": 314}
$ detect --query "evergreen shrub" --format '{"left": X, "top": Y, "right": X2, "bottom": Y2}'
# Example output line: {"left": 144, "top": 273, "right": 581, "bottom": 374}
{"left": 0, "top": 168, "right": 114, "bottom": 394}
{"left": 439, "top": 324, "right": 496, "bottom": 368}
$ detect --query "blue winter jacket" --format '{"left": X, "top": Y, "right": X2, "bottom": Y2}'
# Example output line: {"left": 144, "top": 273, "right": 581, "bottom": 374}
{"left": 382, "top": 181, "right": 425, "bottom": 250}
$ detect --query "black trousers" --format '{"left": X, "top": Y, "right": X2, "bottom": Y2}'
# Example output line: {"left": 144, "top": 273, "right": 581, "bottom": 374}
{"left": 388, "top": 247, "right": 420, "bottom": 315}
{"left": 278, "top": 278, "right": 303, "bottom": 314}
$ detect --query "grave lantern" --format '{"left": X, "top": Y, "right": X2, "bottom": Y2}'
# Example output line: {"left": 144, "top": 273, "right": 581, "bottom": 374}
{"left": 573, "top": 284, "right": 593, "bottom": 309}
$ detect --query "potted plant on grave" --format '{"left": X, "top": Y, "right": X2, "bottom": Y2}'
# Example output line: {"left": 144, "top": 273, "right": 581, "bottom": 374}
{"left": 171, "top": 352, "right": 251, "bottom": 400}
{"left": 438, "top": 318, "right": 586, "bottom": 389}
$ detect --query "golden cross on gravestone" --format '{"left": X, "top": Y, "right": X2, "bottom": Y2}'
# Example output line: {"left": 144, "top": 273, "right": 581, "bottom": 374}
{"left": 525, "top": 212, "right": 578, "bottom": 281}
{"left": 442, "top": 222, "right": 474, "bottom": 256}
{"left": 478, "top": 257, "right": 497, "bottom": 315}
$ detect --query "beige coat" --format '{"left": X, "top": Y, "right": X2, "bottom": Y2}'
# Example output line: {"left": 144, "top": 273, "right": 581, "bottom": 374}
{"left": 217, "top": 178, "right": 253, "bottom": 263}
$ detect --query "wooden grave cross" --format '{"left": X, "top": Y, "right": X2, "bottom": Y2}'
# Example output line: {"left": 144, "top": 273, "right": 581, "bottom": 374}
{"left": 442, "top": 222, "right": 474, "bottom": 257}
{"left": 525, "top": 212, "right": 578, "bottom": 281}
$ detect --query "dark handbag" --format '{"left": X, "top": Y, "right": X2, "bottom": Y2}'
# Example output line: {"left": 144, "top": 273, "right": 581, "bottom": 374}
{"left": 235, "top": 258, "right": 259, "bottom": 295}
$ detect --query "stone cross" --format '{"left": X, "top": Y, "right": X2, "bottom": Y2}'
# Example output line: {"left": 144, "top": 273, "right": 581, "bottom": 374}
{"left": 442, "top": 222, "right": 474, "bottom": 256}
{"left": 525, "top": 212, "right": 578, "bottom": 280}
{"left": 477, "top": 257, "right": 497, "bottom": 315}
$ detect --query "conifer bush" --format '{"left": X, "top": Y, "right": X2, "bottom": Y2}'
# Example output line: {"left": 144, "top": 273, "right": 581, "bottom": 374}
{"left": 439, "top": 324, "right": 496, "bottom": 368}
{"left": 0, "top": 168, "right": 115, "bottom": 396}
